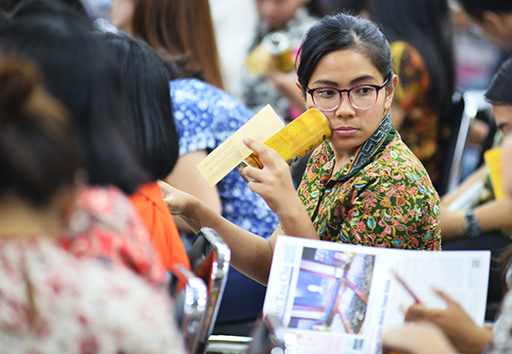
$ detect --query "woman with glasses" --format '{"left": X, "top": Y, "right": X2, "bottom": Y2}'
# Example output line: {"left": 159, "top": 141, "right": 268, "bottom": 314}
{"left": 160, "top": 12, "right": 441, "bottom": 285}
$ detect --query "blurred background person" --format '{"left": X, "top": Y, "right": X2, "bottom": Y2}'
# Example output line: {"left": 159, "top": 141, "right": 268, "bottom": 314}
{"left": 456, "top": 0, "right": 512, "bottom": 50}
{"left": 241, "top": 0, "right": 318, "bottom": 122}
{"left": 110, "top": 0, "right": 280, "bottom": 334}
{"left": 440, "top": 55, "right": 512, "bottom": 321}
{"left": 0, "top": 1, "right": 167, "bottom": 285}
{"left": 209, "top": 0, "right": 257, "bottom": 97}
{"left": 0, "top": 57, "right": 186, "bottom": 353}
{"left": 100, "top": 32, "right": 190, "bottom": 272}
{"left": 370, "top": 0, "right": 455, "bottom": 193}
{"left": 391, "top": 57, "right": 512, "bottom": 354}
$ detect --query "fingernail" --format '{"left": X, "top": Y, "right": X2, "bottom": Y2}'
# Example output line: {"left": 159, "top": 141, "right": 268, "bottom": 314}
{"left": 243, "top": 137, "right": 250, "bottom": 144}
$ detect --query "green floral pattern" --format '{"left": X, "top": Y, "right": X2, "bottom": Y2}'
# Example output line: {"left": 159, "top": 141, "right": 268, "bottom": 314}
{"left": 297, "top": 121, "right": 441, "bottom": 250}
{"left": 391, "top": 41, "right": 441, "bottom": 185}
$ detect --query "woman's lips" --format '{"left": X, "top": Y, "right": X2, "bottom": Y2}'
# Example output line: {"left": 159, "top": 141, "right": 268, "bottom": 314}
{"left": 334, "top": 126, "right": 358, "bottom": 137}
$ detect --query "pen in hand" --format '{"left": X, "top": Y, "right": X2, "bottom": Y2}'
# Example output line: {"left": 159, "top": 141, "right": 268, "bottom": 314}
{"left": 393, "top": 270, "right": 423, "bottom": 304}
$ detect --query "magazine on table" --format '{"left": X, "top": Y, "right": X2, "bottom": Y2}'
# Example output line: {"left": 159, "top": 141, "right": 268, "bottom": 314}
{"left": 263, "top": 235, "right": 490, "bottom": 354}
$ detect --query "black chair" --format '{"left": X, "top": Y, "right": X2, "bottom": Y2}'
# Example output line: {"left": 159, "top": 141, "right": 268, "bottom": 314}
{"left": 436, "top": 91, "right": 479, "bottom": 196}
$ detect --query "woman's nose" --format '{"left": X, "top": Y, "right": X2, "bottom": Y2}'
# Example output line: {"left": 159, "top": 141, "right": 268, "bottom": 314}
{"left": 334, "top": 92, "right": 356, "bottom": 118}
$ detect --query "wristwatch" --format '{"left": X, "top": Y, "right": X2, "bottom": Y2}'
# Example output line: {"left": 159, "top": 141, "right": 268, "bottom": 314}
{"left": 464, "top": 209, "right": 483, "bottom": 239}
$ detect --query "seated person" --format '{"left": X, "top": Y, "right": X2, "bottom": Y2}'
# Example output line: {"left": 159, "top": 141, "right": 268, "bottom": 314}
{"left": 102, "top": 32, "right": 190, "bottom": 271}
{"left": 241, "top": 0, "right": 318, "bottom": 122}
{"left": 109, "top": 0, "right": 280, "bottom": 329}
{"left": 391, "top": 57, "right": 512, "bottom": 354}
{"left": 0, "top": 58, "right": 185, "bottom": 353}
{"left": 160, "top": 13, "right": 442, "bottom": 287}
{"left": 441, "top": 57, "right": 512, "bottom": 317}
{"left": 0, "top": 7, "right": 166, "bottom": 284}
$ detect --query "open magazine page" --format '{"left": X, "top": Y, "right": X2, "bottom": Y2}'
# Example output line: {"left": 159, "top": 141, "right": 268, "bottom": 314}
{"left": 263, "top": 235, "right": 490, "bottom": 354}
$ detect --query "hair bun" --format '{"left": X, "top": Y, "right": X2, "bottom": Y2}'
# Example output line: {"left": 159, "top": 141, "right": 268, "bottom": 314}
{"left": 0, "top": 58, "right": 40, "bottom": 121}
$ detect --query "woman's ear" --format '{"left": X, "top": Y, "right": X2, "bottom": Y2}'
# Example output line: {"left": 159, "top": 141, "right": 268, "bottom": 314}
{"left": 296, "top": 82, "right": 305, "bottom": 99}
{"left": 384, "top": 74, "right": 399, "bottom": 111}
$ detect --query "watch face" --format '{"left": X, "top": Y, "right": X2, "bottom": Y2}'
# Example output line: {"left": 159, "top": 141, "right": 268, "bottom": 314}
{"left": 465, "top": 211, "right": 482, "bottom": 238}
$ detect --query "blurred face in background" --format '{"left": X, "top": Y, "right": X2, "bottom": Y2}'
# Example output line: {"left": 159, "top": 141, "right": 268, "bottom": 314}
{"left": 494, "top": 103, "right": 512, "bottom": 195}
{"left": 110, "top": 0, "right": 134, "bottom": 33}
{"left": 255, "top": 0, "right": 309, "bottom": 31}
{"left": 493, "top": 103, "right": 512, "bottom": 137}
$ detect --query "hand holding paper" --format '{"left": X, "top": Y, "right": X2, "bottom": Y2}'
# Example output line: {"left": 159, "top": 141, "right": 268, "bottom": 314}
{"left": 196, "top": 105, "right": 284, "bottom": 187}
{"left": 240, "top": 138, "right": 299, "bottom": 216}
{"left": 404, "top": 288, "right": 491, "bottom": 354}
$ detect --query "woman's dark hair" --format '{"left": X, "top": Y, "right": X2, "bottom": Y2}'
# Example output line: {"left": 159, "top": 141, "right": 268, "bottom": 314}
{"left": 321, "top": 0, "right": 371, "bottom": 16}
{"left": 0, "top": 9, "right": 8, "bottom": 24}
{"left": 102, "top": 33, "right": 179, "bottom": 181}
{"left": 0, "top": 17, "right": 148, "bottom": 194}
{"left": 370, "top": 0, "right": 455, "bottom": 122}
{"left": 0, "top": 58, "right": 77, "bottom": 207}
{"left": 486, "top": 57, "right": 512, "bottom": 105}
{"left": 297, "top": 13, "right": 393, "bottom": 93}
{"left": 6, "top": 0, "right": 88, "bottom": 18}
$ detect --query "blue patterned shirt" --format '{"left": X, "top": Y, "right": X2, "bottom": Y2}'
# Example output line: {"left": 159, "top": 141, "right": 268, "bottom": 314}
{"left": 170, "top": 78, "right": 279, "bottom": 239}
{"left": 170, "top": 78, "right": 279, "bottom": 322}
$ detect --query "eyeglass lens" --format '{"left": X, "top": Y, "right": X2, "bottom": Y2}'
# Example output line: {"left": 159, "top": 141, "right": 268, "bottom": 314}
{"left": 313, "top": 85, "right": 378, "bottom": 110}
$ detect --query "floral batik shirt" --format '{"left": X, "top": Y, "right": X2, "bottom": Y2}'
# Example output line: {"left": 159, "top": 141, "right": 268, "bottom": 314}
{"left": 297, "top": 113, "right": 441, "bottom": 250}
{"left": 391, "top": 41, "right": 441, "bottom": 185}
{"left": 0, "top": 237, "right": 186, "bottom": 354}
{"left": 59, "top": 186, "right": 166, "bottom": 285}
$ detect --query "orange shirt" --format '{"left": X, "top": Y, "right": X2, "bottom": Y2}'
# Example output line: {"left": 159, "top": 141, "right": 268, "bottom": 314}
{"left": 130, "top": 182, "right": 190, "bottom": 270}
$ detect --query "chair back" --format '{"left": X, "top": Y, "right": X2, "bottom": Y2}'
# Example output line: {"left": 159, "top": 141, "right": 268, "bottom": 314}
{"left": 168, "top": 264, "right": 208, "bottom": 353}
{"left": 187, "top": 227, "right": 231, "bottom": 354}
{"left": 436, "top": 91, "right": 478, "bottom": 195}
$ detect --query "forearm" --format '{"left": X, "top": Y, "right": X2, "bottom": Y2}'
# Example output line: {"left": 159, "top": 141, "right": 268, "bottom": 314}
{"left": 441, "top": 197, "right": 512, "bottom": 241}
{"left": 474, "top": 197, "right": 512, "bottom": 232}
{"left": 277, "top": 195, "right": 319, "bottom": 240}
{"left": 166, "top": 150, "right": 223, "bottom": 233}
{"left": 183, "top": 197, "right": 274, "bottom": 285}
{"left": 173, "top": 215, "right": 193, "bottom": 232}
{"left": 441, "top": 165, "right": 487, "bottom": 205}
{"left": 266, "top": 70, "right": 305, "bottom": 110}
{"left": 452, "top": 326, "right": 492, "bottom": 354}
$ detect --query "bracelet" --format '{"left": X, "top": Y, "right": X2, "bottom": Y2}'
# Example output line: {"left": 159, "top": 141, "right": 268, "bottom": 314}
{"left": 464, "top": 209, "right": 483, "bottom": 239}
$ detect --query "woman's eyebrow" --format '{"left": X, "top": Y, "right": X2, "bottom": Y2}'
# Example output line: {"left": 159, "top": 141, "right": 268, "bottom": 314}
{"left": 350, "top": 75, "right": 377, "bottom": 85}
{"left": 311, "top": 75, "right": 378, "bottom": 87}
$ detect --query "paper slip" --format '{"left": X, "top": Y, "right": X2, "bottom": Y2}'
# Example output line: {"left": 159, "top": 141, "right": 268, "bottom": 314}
{"left": 484, "top": 147, "right": 505, "bottom": 200}
{"left": 197, "top": 104, "right": 284, "bottom": 186}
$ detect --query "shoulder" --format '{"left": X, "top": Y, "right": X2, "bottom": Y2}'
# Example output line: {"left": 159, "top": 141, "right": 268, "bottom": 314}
{"left": 61, "top": 185, "right": 165, "bottom": 284}
{"left": 69, "top": 185, "right": 146, "bottom": 231}
{"left": 307, "top": 142, "right": 335, "bottom": 171}
{"left": 171, "top": 78, "right": 253, "bottom": 117}
{"left": 391, "top": 41, "right": 428, "bottom": 76}
{"left": 44, "top": 249, "right": 183, "bottom": 352}
{"left": 391, "top": 41, "right": 420, "bottom": 60}
{"left": 370, "top": 135, "right": 438, "bottom": 195}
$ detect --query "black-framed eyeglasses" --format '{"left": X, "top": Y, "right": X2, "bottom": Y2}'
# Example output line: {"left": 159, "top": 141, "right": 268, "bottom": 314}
{"left": 306, "top": 78, "right": 389, "bottom": 111}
